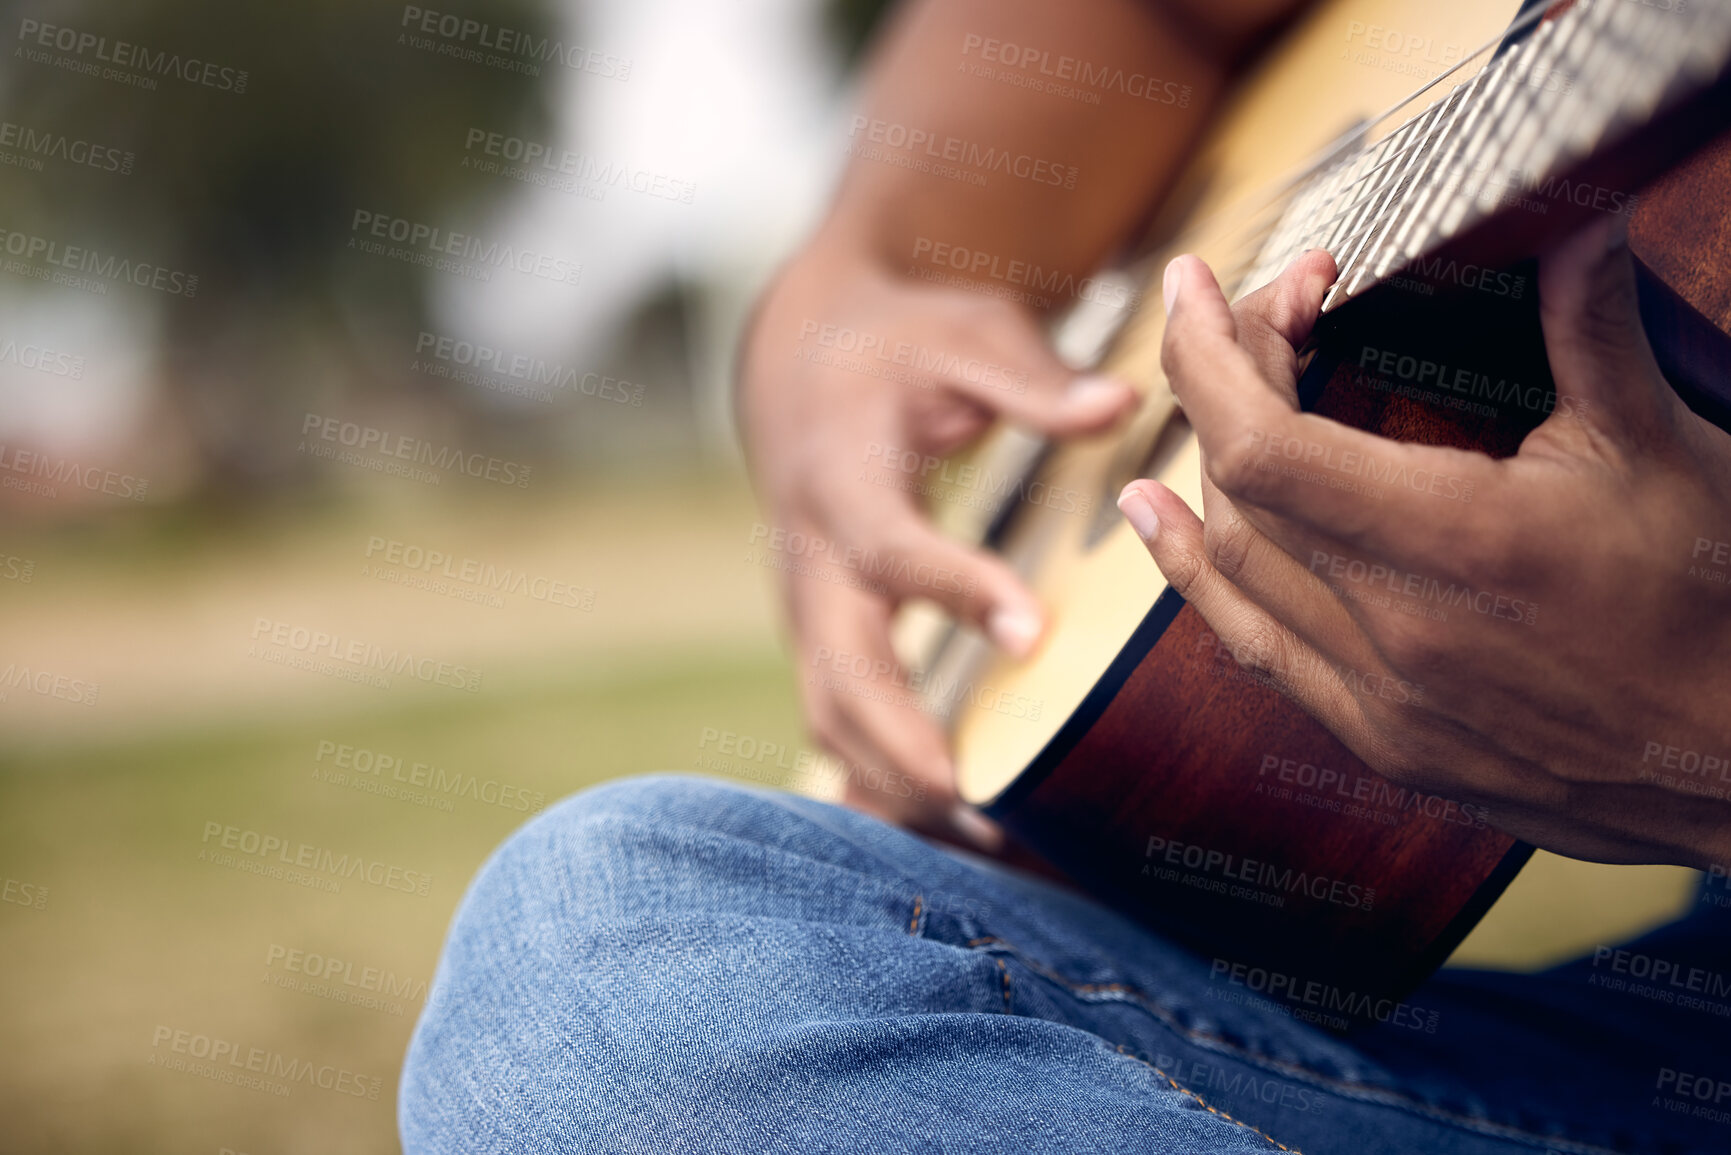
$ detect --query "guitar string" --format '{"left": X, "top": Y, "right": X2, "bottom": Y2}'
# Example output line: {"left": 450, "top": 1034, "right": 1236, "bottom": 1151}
{"left": 1150, "top": 0, "right": 1555, "bottom": 297}
{"left": 1431, "top": 0, "right": 1611, "bottom": 241}
{"left": 1373, "top": 75, "right": 1493, "bottom": 286}
{"left": 1330, "top": 93, "right": 1461, "bottom": 299}
{"left": 1365, "top": 15, "right": 1571, "bottom": 290}
{"left": 1324, "top": 6, "right": 1570, "bottom": 305}
{"left": 1375, "top": 10, "right": 1582, "bottom": 287}
{"left": 1331, "top": 0, "right": 1726, "bottom": 309}
{"left": 1266, "top": 0, "right": 1729, "bottom": 309}
{"left": 1111, "top": 0, "right": 1728, "bottom": 341}
{"left": 1335, "top": 15, "right": 1566, "bottom": 301}
{"left": 1238, "top": 44, "right": 1519, "bottom": 299}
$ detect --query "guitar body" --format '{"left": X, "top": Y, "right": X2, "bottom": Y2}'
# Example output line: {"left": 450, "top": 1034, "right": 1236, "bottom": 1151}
{"left": 899, "top": 0, "right": 1731, "bottom": 1029}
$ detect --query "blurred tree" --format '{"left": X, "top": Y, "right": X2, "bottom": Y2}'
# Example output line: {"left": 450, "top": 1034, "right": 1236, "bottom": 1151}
{"left": 0, "top": 0, "right": 553, "bottom": 493}
{"left": 824, "top": 0, "right": 898, "bottom": 68}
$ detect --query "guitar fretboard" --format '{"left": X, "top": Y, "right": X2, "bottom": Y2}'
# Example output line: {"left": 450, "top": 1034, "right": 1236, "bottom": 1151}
{"left": 1238, "top": 0, "right": 1731, "bottom": 311}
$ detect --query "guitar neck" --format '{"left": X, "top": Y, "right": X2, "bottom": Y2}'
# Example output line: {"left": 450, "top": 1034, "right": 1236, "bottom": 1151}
{"left": 1237, "top": 0, "right": 1731, "bottom": 311}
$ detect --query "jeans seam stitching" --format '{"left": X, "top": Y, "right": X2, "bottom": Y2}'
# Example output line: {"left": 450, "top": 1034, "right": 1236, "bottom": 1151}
{"left": 1111, "top": 1044, "right": 1302, "bottom": 1154}
{"left": 965, "top": 935, "right": 1631, "bottom": 1155}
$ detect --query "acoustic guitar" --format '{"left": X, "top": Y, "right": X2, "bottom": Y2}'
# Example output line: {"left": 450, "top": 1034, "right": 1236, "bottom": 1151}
{"left": 892, "top": 0, "right": 1731, "bottom": 1031}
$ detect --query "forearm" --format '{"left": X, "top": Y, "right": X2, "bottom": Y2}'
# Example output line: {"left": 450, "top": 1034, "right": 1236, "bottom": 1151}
{"left": 817, "top": 0, "right": 1302, "bottom": 297}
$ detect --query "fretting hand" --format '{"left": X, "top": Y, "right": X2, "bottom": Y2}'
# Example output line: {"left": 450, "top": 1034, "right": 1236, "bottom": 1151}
{"left": 1120, "top": 220, "right": 1731, "bottom": 868}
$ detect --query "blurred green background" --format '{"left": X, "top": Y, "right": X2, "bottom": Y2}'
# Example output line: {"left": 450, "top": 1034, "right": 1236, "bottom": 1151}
{"left": 0, "top": 470, "right": 812, "bottom": 1154}
{"left": 0, "top": 1, "right": 888, "bottom": 1149}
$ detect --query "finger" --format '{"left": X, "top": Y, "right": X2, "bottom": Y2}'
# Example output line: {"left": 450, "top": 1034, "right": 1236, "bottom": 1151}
{"left": 1116, "top": 478, "right": 1375, "bottom": 747}
{"left": 1537, "top": 214, "right": 1678, "bottom": 449}
{"left": 1188, "top": 466, "right": 1384, "bottom": 678}
{"left": 922, "top": 299, "right": 1138, "bottom": 436}
{"left": 1161, "top": 253, "right": 1497, "bottom": 566}
{"left": 791, "top": 582, "right": 1003, "bottom": 852}
{"left": 809, "top": 477, "right": 1047, "bottom": 657}
{"left": 1226, "top": 249, "right": 1339, "bottom": 402}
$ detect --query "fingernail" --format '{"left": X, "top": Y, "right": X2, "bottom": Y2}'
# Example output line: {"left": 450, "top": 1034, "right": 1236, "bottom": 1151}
{"left": 1162, "top": 258, "right": 1184, "bottom": 316}
{"left": 986, "top": 605, "right": 1043, "bottom": 658}
{"left": 949, "top": 804, "right": 1003, "bottom": 854}
{"left": 1117, "top": 486, "right": 1160, "bottom": 542}
{"left": 1065, "top": 374, "right": 1129, "bottom": 414}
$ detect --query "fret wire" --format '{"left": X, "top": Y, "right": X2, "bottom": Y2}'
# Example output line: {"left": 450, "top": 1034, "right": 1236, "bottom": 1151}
{"left": 1322, "top": 111, "right": 1443, "bottom": 307}
{"left": 1460, "top": 14, "right": 1558, "bottom": 214}
{"left": 1494, "top": 2, "right": 1597, "bottom": 214}
{"left": 1234, "top": 165, "right": 1330, "bottom": 294}
{"left": 1300, "top": 122, "right": 1449, "bottom": 259}
{"left": 1443, "top": 6, "right": 1571, "bottom": 239}
{"left": 1241, "top": 0, "right": 1731, "bottom": 314}
{"left": 1495, "top": 1, "right": 1603, "bottom": 201}
{"left": 1516, "top": 0, "right": 1651, "bottom": 200}
{"left": 1403, "top": 49, "right": 1517, "bottom": 245}
{"left": 1434, "top": 0, "right": 1612, "bottom": 256}
{"left": 1336, "top": 97, "right": 1455, "bottom": 297}
{"left": 1452, "top": 14, "right": 1574, "bottom": 245}
{"left": 1325, "top": 47, "right": 1516, "bottom": 309}
{"left": 1571, "top": 0, "right": 1686, "bottom": 148}
{"left": 1378, "top": 67, "right": 1499, "bottom": 279}
{"left": 1293, "top": 152, "right": 1365, "bottom": 256}
{"left": 1242, "top": 178, "right": 1330, "bottom": 293}
{"left": 1305, "top": 143, "right": 1395, "bottom": 267}
{"left": 1437, "top": 18, "right": 1556, "bottom": 238}
{"left": 1316, "top": 117, "right": 1427, "bottom": 279}
{"left": 1357, "top": 51, "right": 1509, "bottom": 249}
{"left": 1349, "top": 86, "right": 1473, "bottom": 295}
{"left": 1553, "top": 0, "right": 1641, "bottom": 155}
{"left": 1271, "top": 48, "right": 1513, "bottom": 276}
{"left": 1329, "top": 0, "right": 1731, "bottom": 312}
{"left": 1289, "top": 152, "right": 1382, "bottom": 278}
{"left": 1171, "top": 0, "right": 1566, "bottom": 301}
{"left": 1335, "top": 11, "right": 1550, "bottom": 308}
{"left": 1259, "top": 0, "right": 1553, "bottom": 265}
{"left": 1331, "top": 13, "right": 1546, "bottom": 308}
{"left": 1263, "top": 159, "right": 1342, "bottom": 277}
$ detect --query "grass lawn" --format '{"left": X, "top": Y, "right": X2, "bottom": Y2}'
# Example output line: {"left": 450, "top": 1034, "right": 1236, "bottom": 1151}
{"left": 0, "top": 645, "right": 804, "bottom": 1155}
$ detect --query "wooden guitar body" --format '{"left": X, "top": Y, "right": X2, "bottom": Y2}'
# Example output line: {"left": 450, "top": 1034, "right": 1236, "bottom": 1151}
{"left": 897, "top": 0, "right": 1731, "bottom": 1029}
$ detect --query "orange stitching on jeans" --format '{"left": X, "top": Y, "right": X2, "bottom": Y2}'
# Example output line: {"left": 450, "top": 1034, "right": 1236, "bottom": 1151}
{"left": 1115, "top": 1045, "right": 1301, "bottom": 1153}
{"left": 909, "top": 896, "right": 923, "bottom": 935}
{"left": 970, "top": 939, "right": 1293, "bottom": 1146}
{"left": 962, "top": 936, "right": 1620, "bottom": 1154}
{"left": 967, "top": 937, "right": 1149, "bottom": 999}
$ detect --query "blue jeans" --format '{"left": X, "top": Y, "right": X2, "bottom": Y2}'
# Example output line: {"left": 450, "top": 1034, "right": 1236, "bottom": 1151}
{"left": 400, "top": 775, "right": 1731, "bottom": 1153}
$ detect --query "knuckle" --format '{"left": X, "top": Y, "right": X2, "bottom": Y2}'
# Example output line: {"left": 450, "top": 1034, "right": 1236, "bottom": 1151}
{"left": 1223, "top": 618, "right": 1290, "bottom": 679}
{"left": 1206, "top": 448, "right": 1263, "bottom": 503}
{"left": 1232, "top": 296, "right": 1285, "bottom": 350}
{"left": 1161, "top": 538, "right": 1213, "bottom": 600}
{"left": 1375, "top": 614, "right": 1448, "bottom": 675}
{"left": 1358, "top": 738, "right": 1418, "bottom": 786}
{"left": 1203, "top": 512, "right": 1258, "bottom": 584}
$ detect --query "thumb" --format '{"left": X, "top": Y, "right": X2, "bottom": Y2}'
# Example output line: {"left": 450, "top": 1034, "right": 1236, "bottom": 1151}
{"left": 1538, "top": 215, "right": 1675, "bottom": 444}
